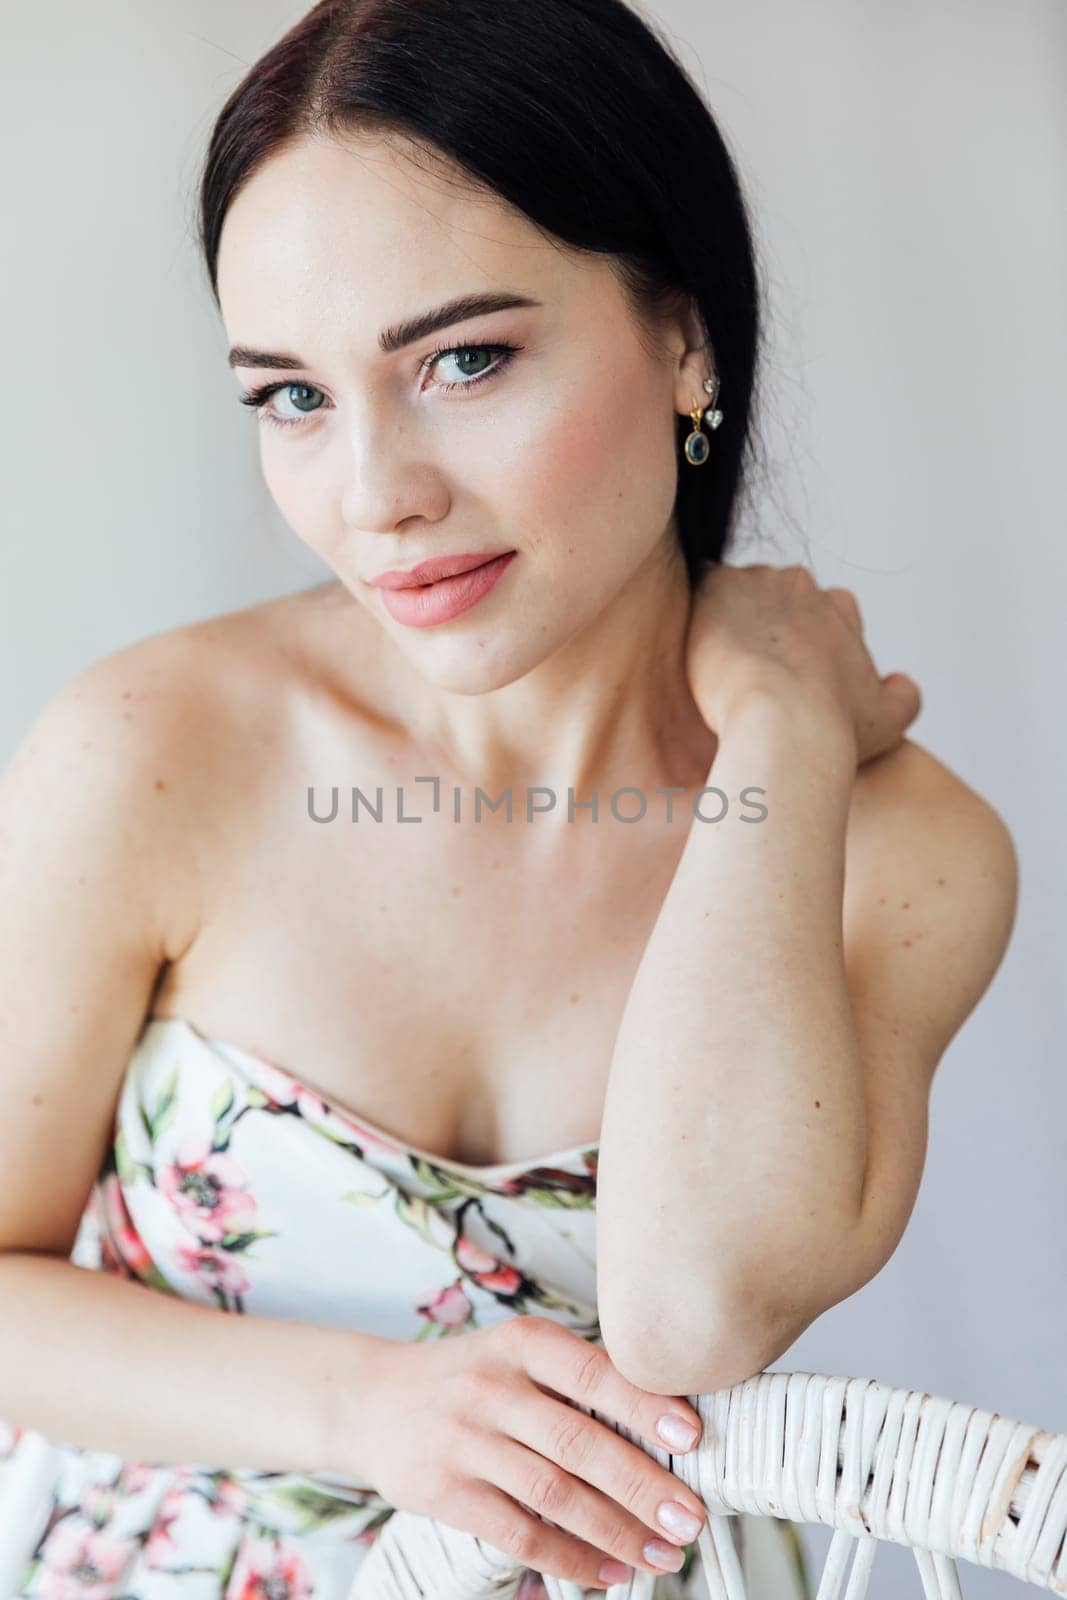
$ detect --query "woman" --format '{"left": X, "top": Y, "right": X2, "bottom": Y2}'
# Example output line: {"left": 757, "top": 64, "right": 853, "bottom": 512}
{"left": 0, "top": 0, "right": 1018, "bottom": 1595}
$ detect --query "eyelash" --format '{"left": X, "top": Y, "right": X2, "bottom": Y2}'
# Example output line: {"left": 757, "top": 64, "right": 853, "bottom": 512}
{"left": 238, "top": 341, "right": 521, "bottom": 431}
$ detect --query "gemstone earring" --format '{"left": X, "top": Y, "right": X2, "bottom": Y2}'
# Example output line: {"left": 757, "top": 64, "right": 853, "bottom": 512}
{"left": 703, "top": 373, "right": 724, "bottom": 428}
{"left": 683, "top": 375, "right": 723, "bottom": 467}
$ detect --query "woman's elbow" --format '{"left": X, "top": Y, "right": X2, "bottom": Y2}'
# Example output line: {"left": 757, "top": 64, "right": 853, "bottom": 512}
{"left": 599, "top": 1293, "right": 800, "bottom": 1399}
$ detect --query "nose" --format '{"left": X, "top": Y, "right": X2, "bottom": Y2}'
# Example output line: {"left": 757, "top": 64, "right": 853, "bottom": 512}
{"left": 340, "top": 409, "right": 451, "bottom": 535}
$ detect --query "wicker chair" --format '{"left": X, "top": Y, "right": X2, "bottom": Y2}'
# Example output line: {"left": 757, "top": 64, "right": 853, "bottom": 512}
{"left": 348, "top": 1368, "right": 1067, "bottom": 1598}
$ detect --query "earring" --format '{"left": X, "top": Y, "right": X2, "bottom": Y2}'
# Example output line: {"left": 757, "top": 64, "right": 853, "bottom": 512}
{"left": 683, "top": 375, "right": 723, "bottom": 467}
{"left": 703, "top": 373, "right": 724, "bottom": 428}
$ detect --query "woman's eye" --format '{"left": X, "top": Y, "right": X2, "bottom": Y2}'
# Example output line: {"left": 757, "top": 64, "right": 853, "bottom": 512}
{"left": 426, "top": 342, "right": 519, "bottom": 393}
{"left": 238, "top": 342, "right": 519, "bottom": 431}
{"left": 239, "top": 382, "right": 326, "bottom": 430}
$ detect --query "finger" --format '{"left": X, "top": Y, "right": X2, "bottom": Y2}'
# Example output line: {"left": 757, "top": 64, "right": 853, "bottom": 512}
{"left": 505, "top": 1388, "right": 706, "bottom": 1546}
{"left": 477, "top": 1433, "right": 685, "bottom": 1583}
{"left": 859, "top": 676, "right": 922, "bottom": 765}
{"left": 882, "top": 672, "right": 922, "bottom": 729}
{"left": 444, "top": 1477, "right": 634, "bottom": 1591}
{"left": 782, "top": 563, "right": 816, "bottom": 598}
{"left": 825, "top": 587, "right": 865, "bottom": 638}
{"left": 519, "top": 1322, "right": 703, "bottom": 1458}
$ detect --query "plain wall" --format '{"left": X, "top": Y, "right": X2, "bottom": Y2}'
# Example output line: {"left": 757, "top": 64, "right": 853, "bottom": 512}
{"left": 2, "top": 3, "right": 1064, "bottom": 1594}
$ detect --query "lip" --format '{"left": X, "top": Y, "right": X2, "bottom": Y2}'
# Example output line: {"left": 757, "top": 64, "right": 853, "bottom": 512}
{"left": 370, "top": 551, "right": 515, "bottom": 589}
{"left": 377, "top": 550, "right": 518, "bottom": 629}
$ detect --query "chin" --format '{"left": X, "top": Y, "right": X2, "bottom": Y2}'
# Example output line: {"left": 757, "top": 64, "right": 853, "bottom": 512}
{"left": 387, "top": 609, "right": 560, "bottom": 688}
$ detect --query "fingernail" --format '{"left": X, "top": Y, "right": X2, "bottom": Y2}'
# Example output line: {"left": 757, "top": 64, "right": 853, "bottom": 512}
{"left": 643, "top": 1538, "right": 685, "bottom": 1572}
{"left": 656, "top": 1413, "right": 699, "bottom": 1450}
{"left": 598, "top": 1558, "right": 633, "bottom": 1584}
{"left": 657, "top": 1500, "right": 702, "bottom": 1541}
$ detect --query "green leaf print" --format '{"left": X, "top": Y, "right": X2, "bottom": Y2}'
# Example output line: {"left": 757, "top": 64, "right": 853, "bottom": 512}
{"left": 114, "top": 1126, "right": 147, "bottom": 1185}
{"left": 137, "top": 1259, "right": 180, "bottom": 1297}
{"left": 393, "top": 1188, "right": 449, "bottom": 1248}
{"left": 209, "top": 1076, "right": 235, "bottom": 1122}
{"left": 149, "top": 1064, "right": 181, "bottom": 1139}
{"left": 524, "top": 1184, "right": 596, "bottom": 1211}
{"left": 409, "top": 1157, "right": 492, "bottom": 1200}
{"left": 217, "top": 1229, "right": 279, "bottom": 1252}
{"left": 481, "top": 1212, "right": 515, "bottom": 1254}
{"left": 262, "top": 1480, "right": 373, "bottom": 1531}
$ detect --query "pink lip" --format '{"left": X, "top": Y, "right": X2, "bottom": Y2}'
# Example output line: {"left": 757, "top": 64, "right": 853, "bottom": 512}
{"left": 377, "top": 550, "right": 518, "bottom": 628}
{"left": 370, "top": 551, "right": 515, "bottom": 589}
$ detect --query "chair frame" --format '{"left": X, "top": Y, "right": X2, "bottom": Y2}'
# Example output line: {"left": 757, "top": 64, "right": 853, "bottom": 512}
{"left": 348, "top": 1369, "right": 1067, "bottom": 1598}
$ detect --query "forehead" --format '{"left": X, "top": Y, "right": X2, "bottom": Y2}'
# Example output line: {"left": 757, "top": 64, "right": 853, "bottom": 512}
{"left": 216, "top": 130, "right": 580, "bottom": 341}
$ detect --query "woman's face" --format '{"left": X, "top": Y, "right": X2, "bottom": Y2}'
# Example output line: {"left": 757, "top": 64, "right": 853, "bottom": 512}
{"left": 216, "top": 130, "right": 706, "bottom": 694}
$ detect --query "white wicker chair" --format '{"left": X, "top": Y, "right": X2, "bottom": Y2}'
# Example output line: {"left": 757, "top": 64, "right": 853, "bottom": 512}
{"left": 348, "top": 1369, "right": 1067, "bottom": 1598}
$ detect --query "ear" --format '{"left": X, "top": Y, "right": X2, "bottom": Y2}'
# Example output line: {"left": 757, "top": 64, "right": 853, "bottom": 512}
{"left": 670, "top": 296, "right": 716, "bottom": 416}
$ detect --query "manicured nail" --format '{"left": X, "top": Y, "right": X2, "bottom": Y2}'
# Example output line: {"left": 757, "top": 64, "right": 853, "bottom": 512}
{"left": 657, "top": 1500, "right": 702, "bottom": 1541}
{"left": 656, "top": 1413, "right": 699, "bottom": 1450}
{"left": 598, "top": 1558, "right": 633, "bottom": 1584}
{"left": 643, "top": 1538, "right": 685, "bottom": 1572}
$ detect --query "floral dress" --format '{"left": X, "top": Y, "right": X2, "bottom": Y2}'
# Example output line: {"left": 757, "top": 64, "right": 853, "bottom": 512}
{"left": 0, "top": 1017, "right": 811, "bottom": 1599}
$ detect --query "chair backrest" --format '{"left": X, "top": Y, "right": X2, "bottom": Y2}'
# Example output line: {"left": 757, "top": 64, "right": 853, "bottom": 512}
{"left": 348, "top": 1369, "right": 1067, "bottom": 1598}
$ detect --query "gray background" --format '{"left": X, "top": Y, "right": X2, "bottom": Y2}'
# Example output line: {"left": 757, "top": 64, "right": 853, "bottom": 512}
{"left": 2, "top": 3, "right": 1064, "bottom": 1594}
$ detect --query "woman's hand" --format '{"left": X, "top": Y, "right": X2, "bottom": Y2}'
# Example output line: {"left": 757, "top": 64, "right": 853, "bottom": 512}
{"left": 685, "top": 562, "right": 922, "bottom": 765}
{"left": 352, "top": 1316, "right": 709, "bottom": 1590}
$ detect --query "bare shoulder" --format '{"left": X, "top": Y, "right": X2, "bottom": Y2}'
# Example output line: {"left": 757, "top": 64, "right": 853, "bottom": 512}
{"left": 11, "top": 589, "right": 293, "bottom": 790}
{"left": 843, "top": 735, "right": 1019, "bottom": 1056}
{"left": 0, "top": 591, "right": 340, "bottom": 1257}
{"left": 4, "top": 583, "right": 348, "bottom": 958}
{"left": 848, "top": 735, "right": 1018, "bottom": 881}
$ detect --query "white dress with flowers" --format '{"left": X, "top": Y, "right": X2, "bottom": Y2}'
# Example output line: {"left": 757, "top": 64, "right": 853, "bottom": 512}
{"left": 0, "top": 1017, "right": 811, "bottom": 1599}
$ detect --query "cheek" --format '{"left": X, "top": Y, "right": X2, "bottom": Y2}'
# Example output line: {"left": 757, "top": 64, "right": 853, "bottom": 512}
{"left": 501, "top": 401, "right": 621, "bottom": 531}
{"left": 259, "top": 441, "right": 336, "bottom": 556}
{"left": 540, "top": 402, "right": 616, "bottom": 486}
{"left": 504, "top": 391, "right": 677, "bottom": 562}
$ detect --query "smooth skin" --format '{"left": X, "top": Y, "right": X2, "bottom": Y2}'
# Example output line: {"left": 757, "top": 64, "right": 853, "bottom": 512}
{"left": 0, "top": 126, "right": 1016, "bottom": 1592}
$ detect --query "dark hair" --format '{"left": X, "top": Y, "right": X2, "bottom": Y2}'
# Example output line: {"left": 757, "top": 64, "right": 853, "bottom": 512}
{"left": 197, "top": 0, "right": 768, "bottom": 584}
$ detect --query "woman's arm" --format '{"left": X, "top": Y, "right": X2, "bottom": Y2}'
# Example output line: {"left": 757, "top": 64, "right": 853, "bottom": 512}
{"left": 0, "top": 643, "right": 390, "bottom": 1481}
{"left": 595, "top": 568, "right": 1017, "bottom": 1395}
{"left": 0, "top": 1252, "right": 391, "bottom": 1479}
{"left": 596, "top": 690, "right": 864, "bottom": 1388}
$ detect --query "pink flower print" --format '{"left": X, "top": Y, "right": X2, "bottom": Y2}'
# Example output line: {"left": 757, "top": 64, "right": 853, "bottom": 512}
{"left": 100, "top": 1175, "right": 154, "bottom": 1276}
{"left": 226, "top": 1532, "right": 314, "bottom": 1600}
{"left": 455, "top": 1237, "right": 497, "bottom": 1274}
{"left": 292, "top": 1087, "right": 400, "bottom": 1156}
{"left": 78, "top": 1481, "right": 118, "bottom": 1526}
{"left": 119, "top": 1461, "right": 158, "bottom": 1495}
{"left": 36, "top": 1520, "right": 133, "bottom": 1598}
{"left": 175, "top": 1241, "right": 253, "bottom": 1298}
{"left": 98, "top": 1233, "right": 123, "bottom": 1275}
{"left": 473, "top": 1263, "right": 523, "bottom": 1293}
{"left": 140, "top": 1482, "right": 186, "bottom": 1569}
{"left": 456, "top": 1236, "right": 523, "bottom": 1296}
{"left": 159, "top": 1135, "right": 257, "bottom": 1242}
{"left": 208, "top": 1473, "right": 252, "bottom": 1518}
{"left": 419, "top": 1283, "right": 473, "bottom": 1327}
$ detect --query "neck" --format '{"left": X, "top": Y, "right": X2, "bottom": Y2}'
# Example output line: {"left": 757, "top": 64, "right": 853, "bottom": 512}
{"left": 396, "top": 536, "right": 715, "bottom": 806}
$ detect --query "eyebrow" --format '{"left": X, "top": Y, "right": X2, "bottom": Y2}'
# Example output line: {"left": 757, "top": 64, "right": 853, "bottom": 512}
{"left": 227, "top": 290, "right": 541, "bottom": 370}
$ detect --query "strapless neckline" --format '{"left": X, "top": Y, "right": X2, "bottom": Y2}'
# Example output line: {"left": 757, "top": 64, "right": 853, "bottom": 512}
{"left": 144, "top": 1014, "right": 600, "bottom": 1183}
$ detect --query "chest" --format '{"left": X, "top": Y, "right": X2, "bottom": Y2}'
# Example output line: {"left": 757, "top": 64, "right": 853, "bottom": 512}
{"left": 152, "top": 787, "right": 689, "bottom": 1167}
